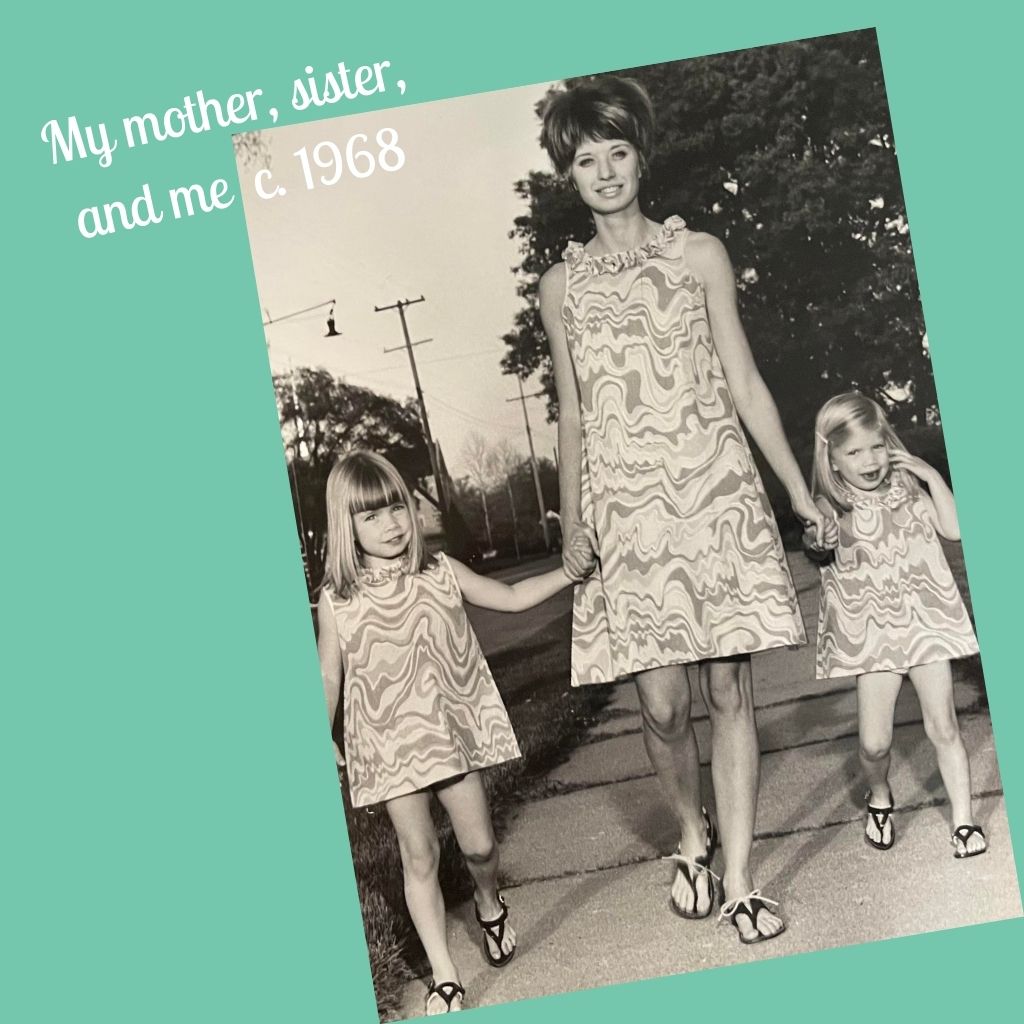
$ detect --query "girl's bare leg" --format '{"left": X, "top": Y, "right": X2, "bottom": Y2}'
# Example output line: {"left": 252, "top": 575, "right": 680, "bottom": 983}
{"left": 857, "top": 670, "right": 903, "bottom": 846}
{"left": 634, "top": 664, "right": 712, "bottom": 916}
{"left": 435, "top": 771, "right": 516, "bottom": 960}
{"left": 908, "top": 660, "right": 985, "bottom": 853}
{"left": 385, "top": 791, "right": 461, "bottom": 1011}
{"left": 698, "top": 655, "right": 782, "bottom": 940}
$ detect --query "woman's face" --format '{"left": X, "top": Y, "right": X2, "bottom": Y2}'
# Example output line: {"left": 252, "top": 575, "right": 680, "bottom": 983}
{"left": 569, "top": 137, "right": 641, "bottom": 214}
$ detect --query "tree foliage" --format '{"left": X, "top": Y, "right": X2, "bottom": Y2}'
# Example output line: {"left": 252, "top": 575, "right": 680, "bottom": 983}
{"left": 502, "top": 30, "right": 935, "bottom": 439}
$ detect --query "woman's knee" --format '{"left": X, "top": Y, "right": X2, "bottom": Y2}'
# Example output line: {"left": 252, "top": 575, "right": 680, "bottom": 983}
{"left": 704, "top": 662, "right": 752, "bottom": 718}
{"left": 639, "top": 689, "right": 691, "bottom": 736}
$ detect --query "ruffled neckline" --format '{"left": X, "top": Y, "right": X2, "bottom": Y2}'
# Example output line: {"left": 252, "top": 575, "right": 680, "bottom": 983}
{"left": 358, "top": 556, "right": 409, "bottom": 586}
{"left": 563, "top": 215, "right": 686, "bottom": 274}
{"left": 845, "top": 480, "right": 909, "bottom": 511}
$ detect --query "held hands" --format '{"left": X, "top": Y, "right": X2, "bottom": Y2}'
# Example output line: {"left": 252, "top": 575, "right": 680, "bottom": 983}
{"left": 562, "top": 523, "right": 599, "bottom": 581}
{"left": 803, "top": 517, "right": 838, "bottom": 552}
{"left": 790, "top": 490, "right": 827, "bottom": 548}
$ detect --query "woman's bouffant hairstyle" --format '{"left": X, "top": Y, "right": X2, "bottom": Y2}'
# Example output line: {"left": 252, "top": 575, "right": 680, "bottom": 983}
{"left": 540, "top": 76, "right": 655, "bottom": 178}
{"left": 321, "top": 450, "right": 430, "bottom": 598}
{"left": 811, "top": 392, "right": 916, "bottom": 513}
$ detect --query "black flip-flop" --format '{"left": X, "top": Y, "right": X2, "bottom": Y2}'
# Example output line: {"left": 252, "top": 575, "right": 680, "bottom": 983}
{"left": 666, "top": 808, "right": 718, "bottom": 919}
{"left": 475, "top": 894, "right": 515, "bottom": 967}
{"left": 425, "top": 979, "right": 465, "bottom": 1014}
{"left": 864, "top": 791, "right": 895, "bottom": 851}
{"left": 951, "top": 824, "right": 988, "bottom": 859}
{"left": 719, "top": 890, "right": 786, "bottom": 945}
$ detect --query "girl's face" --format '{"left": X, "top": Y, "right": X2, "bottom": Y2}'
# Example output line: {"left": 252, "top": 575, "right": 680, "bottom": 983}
{"left": 569, "top": 137, "right": 641, "bottom": 214}
{"left": 830, "top": 423, "right": 891, "bottom": 493}
{"left": 352, "top": 500, "right": 412, "bottom": 565}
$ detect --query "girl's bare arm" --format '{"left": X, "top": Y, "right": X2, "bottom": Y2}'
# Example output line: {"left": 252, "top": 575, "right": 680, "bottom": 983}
{"left": 449, "top": 557, "right": 582, "bottom": 613}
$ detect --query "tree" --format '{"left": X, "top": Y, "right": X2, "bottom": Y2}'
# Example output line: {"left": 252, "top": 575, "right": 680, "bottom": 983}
{"left": 461, "top": 432, "right": 496, "bottom": 550}
{"left": 502, "top": 30, "right": 934, "bottom": 442}
{"left": 489, "top": 439, "right": 525, "bottom": 559}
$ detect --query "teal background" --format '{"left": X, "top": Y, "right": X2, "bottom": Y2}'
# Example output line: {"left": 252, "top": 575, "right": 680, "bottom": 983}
{"left": 6, "top": 2, "right": 1020, "bottom": 1020}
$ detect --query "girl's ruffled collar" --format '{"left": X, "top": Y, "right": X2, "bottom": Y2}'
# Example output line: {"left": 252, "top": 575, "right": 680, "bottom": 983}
{"left": 358, "top": 556, "right": 409, "bottom": 586}
{"left": 563, "top": 215, "right": 686, "bottom": 274}
{"left": 845, "top": 480, "right": 908, "bottom": 511}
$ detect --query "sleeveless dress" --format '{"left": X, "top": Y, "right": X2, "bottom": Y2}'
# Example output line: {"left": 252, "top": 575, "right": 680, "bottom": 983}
{"left": 323, "top": 554, "right": 521, "bottom": 807}
{"left": 561, "top": 216, "right": 805, "bottom": 687}
{"left": 815, "top": 479, "right": 979, "bottom": 679}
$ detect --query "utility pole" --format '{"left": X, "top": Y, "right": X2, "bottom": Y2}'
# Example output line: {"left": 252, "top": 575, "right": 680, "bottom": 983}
{"left": 507, "top": 378, "right": 552, "bottom": 551}
{"left": 374, "top": 296, "right": 446, "bottom": 511}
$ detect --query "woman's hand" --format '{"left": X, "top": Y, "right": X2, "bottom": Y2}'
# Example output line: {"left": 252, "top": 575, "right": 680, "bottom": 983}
{"left": 791, "top": 490, "right": 827, "bottom": 547}
{"left": 803, "top": 517, "right": 838, "bottom": 552}
{"left": 333, "top": 741, "right": 345, "bottom": 769}
{"left": 563, "top": 522, "right": 598, "bottom": 580}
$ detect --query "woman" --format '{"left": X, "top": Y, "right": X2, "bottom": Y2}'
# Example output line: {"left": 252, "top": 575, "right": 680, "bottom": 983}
{"left": 538, "top": 76, "right": 825, "bottom": 944}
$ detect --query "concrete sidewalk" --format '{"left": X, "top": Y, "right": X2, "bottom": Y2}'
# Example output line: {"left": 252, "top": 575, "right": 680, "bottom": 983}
{"left": 400, "top": 554, "right": 1022, "bottom": 1017}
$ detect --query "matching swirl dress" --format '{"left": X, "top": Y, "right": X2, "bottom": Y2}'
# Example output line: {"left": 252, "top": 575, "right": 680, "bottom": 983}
{"left": 561, "top": 216, "right": 805, "bottom": 686}
{"left": 816, "top": 480, "right": 979, "bottom": 678}
{"left": 323, "top": 554, "right": 520, "bottom": 807}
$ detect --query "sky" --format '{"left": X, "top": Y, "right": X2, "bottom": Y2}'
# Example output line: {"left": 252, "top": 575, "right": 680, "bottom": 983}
{"left": 236, "top": 81, "right": 561, "bottom": 480}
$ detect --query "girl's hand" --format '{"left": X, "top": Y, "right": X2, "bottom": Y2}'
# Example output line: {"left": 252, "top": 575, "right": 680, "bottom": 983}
{"left": 888, "top": 449, "right": 939, "bottom": 484}
{"left": 791, "top": 490, "right": 827, "bottom": 547}
{"left": 803, "top": 517, "right": 838, "bottom": 551}
{"left": 564, "top": 526, "right": 599, "bottom": 581}
{"left": 563, "top": 522, "right": 598, "bottom": 579}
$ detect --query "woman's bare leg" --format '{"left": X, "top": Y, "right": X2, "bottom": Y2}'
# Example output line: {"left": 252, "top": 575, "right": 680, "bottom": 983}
{"left": 634, "top": 664, "right": 712, "bottom": 915}
{"left": 699, "top": 655, "right": 782, "bottom": 940}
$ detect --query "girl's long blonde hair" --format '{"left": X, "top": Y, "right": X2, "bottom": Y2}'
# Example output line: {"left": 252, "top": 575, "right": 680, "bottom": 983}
{"left": 322, "top": 450, "right": 429, "bottom": 597}
{"left": 811, "top": 392, "right": 915, "bottom": 513}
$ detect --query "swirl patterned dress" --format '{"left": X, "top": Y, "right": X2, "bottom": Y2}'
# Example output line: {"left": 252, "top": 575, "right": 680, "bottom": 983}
{"left": 562, "top": 216, "right": 805, "bottom": 686}
{"left": 815, "top": 480, "right": 979, "bottom": 679}
{"left": 323, "top": 554, "right": 521, "bottom": 807}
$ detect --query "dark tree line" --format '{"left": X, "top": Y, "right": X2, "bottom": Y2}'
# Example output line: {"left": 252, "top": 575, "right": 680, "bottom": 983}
{"left": 502, "top": 30, "right": 935, "bottom": 449}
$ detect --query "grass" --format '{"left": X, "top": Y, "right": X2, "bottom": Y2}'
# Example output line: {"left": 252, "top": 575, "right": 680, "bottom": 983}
{"left": 339, "top": 623, "right": 608, "bottom": 1021}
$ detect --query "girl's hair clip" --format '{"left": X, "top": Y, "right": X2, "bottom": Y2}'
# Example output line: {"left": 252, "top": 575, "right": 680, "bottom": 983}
{"left": 816, "top": 432, "right": 830, "bottom": 446}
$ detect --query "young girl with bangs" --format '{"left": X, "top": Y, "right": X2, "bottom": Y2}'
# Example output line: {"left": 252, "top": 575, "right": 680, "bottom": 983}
{"left": 806, "top": 392, "right": 986, "bottom": 859}
{"left": 316, "top": 450, "right": 592, "bottom": 1014}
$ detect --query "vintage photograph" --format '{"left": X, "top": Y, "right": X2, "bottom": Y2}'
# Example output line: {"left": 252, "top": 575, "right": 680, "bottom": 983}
{"left": 235, "top": 29, "right": 1022, "bottom": 1020}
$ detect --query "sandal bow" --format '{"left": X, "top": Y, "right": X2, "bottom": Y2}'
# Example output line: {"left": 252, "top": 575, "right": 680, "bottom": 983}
{"left": 718, "top": 889, "right": 786, "bottom": 945}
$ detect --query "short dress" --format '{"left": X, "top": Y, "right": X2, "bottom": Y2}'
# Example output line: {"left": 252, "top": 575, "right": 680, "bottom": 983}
{"left": 815, "top": 479, "right": 979, "bottom": 678}
{"left": 561, "top": 215, "right": 805, "bottom": 686}
{"left": 323, "top": 554, "right": 521, "bottom": 807}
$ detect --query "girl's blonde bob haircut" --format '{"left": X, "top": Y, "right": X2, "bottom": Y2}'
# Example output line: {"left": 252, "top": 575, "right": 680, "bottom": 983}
{"left": 322, "top": 450, "right": 429, "bottom": 597}
{"left": 812, "top": 392, "right": 915, "bottom": 513}
{"left": 540, "top": 76, "right": 655, "bottom": 178}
